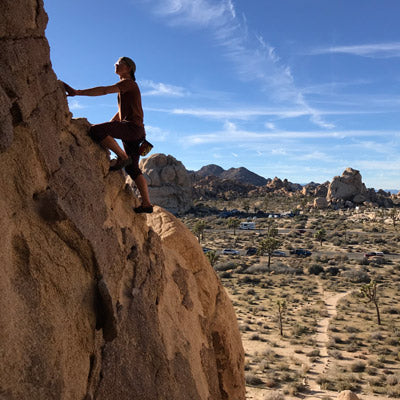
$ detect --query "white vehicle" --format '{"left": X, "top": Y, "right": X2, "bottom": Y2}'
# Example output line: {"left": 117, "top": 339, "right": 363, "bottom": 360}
{"left": 239, "top": 222, "right": 256, "bottom": 230}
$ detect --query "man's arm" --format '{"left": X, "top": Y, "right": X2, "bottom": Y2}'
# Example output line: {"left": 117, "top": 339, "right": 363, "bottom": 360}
{"left": 60, "top": 81, "right": 120, "bottom": 97}
{"left": 76, "top": 84, "right": 120, "bottom": 96}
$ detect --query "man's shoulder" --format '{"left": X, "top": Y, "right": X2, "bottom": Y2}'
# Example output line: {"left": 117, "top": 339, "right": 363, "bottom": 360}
{"left": 117, "top": 79, "right": 138, "bottom": 93}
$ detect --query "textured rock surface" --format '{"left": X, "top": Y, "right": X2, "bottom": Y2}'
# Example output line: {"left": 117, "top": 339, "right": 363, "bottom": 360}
{"left": 140, "top": 153, "right": 192, "bottom": 215}
{"left": 0, "top": 2, "right": 245, "bottom": 399}
{"left": 327, "top": 168, "right": 393, "bottom": 207}
{"left": 327, "top": 168, "right": 367, "bottom": 202}
{"left": 336, "top": 390, "right": 360, "bottom": 400}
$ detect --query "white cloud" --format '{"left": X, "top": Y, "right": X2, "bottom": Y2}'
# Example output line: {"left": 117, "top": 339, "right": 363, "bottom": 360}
{"left": 182, "top": 128, "right": 400, "bottom": 145}
{"left": 140, "top": 79, "right": 188, "bottom": 97}
{"left": 311, "top": 42, "right": 400, "bottom": 58}
{"left": 145, "top": 105, "right": 383, "bottom": 121}
{"left": 265, "top": 122, "right": 276, "bottom": 130}
{"left": 68, "top": 99, "right": 85, "bottom": 110}
{"left": 147, "top": 0, "right": 333, "bottom": 129}
{"left": 144, "top": 124, "right": 169, "bottom": 141}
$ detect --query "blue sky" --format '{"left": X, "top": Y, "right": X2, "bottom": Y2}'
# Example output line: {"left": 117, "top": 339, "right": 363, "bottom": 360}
{"left": 44, "top": 0, "right": 400, "bottom": 190}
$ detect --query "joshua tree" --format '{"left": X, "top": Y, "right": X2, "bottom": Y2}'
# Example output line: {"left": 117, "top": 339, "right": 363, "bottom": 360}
{"left": 277, "top": 299, "right": 287, "bottom": 337}
{"left": 266, "top": 220, "right": 278, "bottom": 237}
{"left": 257, "top": 236, "right": 281, "bottom": 272}
{"left": 361, "top": 280, "right": 381, "bottom": 325}
{"left": 227, "top": 217, "right": 240, "bottom": 235}
{"left": 388, "top": 208, "right": 399, "bottom": 229}
{"left": 314, "top": 228, "right": 326, "bottom": 246}
{"left": 193, "top": 220, "right": 206, "bottom": 243}
{"left": 206, "top": 250, "right": 219, "bottom": 267}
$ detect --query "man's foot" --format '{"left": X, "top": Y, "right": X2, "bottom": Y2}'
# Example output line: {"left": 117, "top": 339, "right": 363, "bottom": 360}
{"left": 133, "top": 204, "right": 153, "bottom": 214}
{"left": 109, "top": 156, "right": 132, "bottom": 171}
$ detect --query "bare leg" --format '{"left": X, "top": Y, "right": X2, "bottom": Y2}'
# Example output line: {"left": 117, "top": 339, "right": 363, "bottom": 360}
{"left": 134, "top": 174, "right": 152, "bottom": 207}
{"left": 100, "top": 136, "right": 128, "bottom": 159}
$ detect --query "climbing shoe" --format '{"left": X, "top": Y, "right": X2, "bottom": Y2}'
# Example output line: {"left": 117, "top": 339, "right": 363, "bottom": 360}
{"left": 109, "top": 156, "right": 133, "bottom": 171}
{"left": 133, "top": 205, "right": 153, "bottom": 214}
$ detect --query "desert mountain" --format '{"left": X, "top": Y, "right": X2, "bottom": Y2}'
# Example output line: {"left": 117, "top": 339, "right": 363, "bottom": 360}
{"left": 0, "top": 1, "right": 245, "bottom": 399}
{"left": 194, "top": 164, "right": 269, "bottom": 186}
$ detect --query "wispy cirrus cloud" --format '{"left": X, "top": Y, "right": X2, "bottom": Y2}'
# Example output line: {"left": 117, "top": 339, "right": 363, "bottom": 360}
{"left": 182, "top": 128, "right": 400, "bottom": 145}
{"left": 146, "top": 0, "right": 333, "bottom": 129}
{"left": 145, "top": 105, "right": 384, "bottom": 120}
{"left": 310, "top": 42, "right": 400, "bottom": 58}
{"left": 139, "top": 79, "right": 189, "bottom": 97}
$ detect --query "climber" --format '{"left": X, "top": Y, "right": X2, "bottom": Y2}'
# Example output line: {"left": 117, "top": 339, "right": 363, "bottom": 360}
{"left": 61, "top": 57, "right": 153, "bottom": 214}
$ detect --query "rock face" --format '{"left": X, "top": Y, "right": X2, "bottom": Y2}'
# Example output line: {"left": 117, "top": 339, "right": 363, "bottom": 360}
{"left": 140, "top": 153, "right": 192, "bottom": 215}
{"left": 0, "top": 2, "right": 245, "bottom": 399}
{"left": 327, "top": 168, "right": 367, "bottom": 202}
{"left": 336, "top": 390, "right": 360, "bottom": 400}
{"left": 327, "top": 168, "right": 393, "bottom": 207}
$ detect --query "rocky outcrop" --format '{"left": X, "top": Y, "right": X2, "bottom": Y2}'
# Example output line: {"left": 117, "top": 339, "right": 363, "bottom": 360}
{"left": 327, "top": 168, "right": 367, "bottom": 202}
{"left": 139, "top": 153, "right": 192, "bottom": 215}
{"left": 193, "top": 175, "right": 256, "bottom": 200}
{"left": 0, "top": 2, "right": 245, "bottom": 399}
{"left": 267, "top": 177, "right": 302, "bottom": 192}
{"left": 336, "top": 390, "right": 360, "bottom": 400}
{"left": 327, "top": 168, "right": 393, "bottom": 207}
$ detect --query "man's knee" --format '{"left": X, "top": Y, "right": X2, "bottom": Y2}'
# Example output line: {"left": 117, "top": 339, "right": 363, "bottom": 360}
{"left": 125, "top": 164, "right": 142, "bottom": 180}
{"left": 89, "top": 125, "right": 107, "bottom": 142}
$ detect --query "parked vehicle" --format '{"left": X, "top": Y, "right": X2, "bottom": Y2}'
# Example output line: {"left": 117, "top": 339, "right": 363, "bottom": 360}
{"left": 272, "top": 250, "right": 286, "bottom": 257}
{"left": 246, "top": 247, "right": 257, "bottom": 256}
{"left": 202, "top": 247, "right": 212, "bottom": 253}
{"left": 239, "top": 222, "right": 256, "bottom": 230}
{"left": 364, "top": 251, "right": 384, "bottom": 258}
{"left": 222, "top": 248, "right": 240, "bottom": 255}
{"left": 290, "top": 249, "right": 312, "bottom": 257}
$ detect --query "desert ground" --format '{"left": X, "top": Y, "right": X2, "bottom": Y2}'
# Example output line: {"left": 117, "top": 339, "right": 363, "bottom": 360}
{"left": 182, "top": 194, "right": 400, "bottom": 399}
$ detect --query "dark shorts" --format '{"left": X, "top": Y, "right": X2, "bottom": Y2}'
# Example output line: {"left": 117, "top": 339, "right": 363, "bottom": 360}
{"left": 89, "top": 121, "right": 146, "bottom": 180}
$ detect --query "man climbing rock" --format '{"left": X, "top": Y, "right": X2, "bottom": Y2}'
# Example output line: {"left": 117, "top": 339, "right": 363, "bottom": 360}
{"left": 61, "top": 57, "right": 153, "bottom": 214}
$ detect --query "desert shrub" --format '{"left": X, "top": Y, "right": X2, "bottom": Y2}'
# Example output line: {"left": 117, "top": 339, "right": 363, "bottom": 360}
{"left": 215, "top": 261, "right": 236, "bottom": 271}
{"left": 326, "top": 266, "right": 340, "bottom": 276}
{"left": 245, "top": 373, "right": 264, "bottom": 386}
{"left": 263, "top": 391, "right": 284, "bottom": 400}
{"left": 247, "top": 264, "right": 269, "bottom": 274}
{"left": 307, "top": 349, "right": 320, "bottom": 357}
{"left": 345, "top": 325, "right": 359, "bottom": 333}
{"left": 239, "top": 276, "right": 261, "bottom": 284}
{"left": 291, "top": 324, "right": 310, "bottom": 337}
{"left": 350, "top": 361, "right": 366, "bottom": 372}
{"left": 308, "top": 264, "right": 324, "bottom": 275}
{"left": 220, "top": 271, "right": 232, "bottom": 278}
{"left": 342, "top": 268, "right": 370, "bottom": 283}
{"left": 329, "top": 350, "right": 343, "bottom": 359}
{"left": 271, "top": 263, "right": 297, "bottom": 275}
{"left": 387, "top": 375, "right": 400, "bottom": 386}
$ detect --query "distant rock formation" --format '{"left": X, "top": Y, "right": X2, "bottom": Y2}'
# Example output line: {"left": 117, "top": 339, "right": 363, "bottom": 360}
{"left": 194, "top": 164, "right": 269, "bottom": 186}
{"left": 0, "top": 2, "right": 245, "bottom": 399}
{"left": 195, "top": 164, "right": 225, "bottom": 178}
{"left": 139, "top": 153, "right": 192, "bottom": 215}
{"left": 221, "top": 167, "right": 269, "bottom": 186}
{"left": 193, "top": 175, "right": 256, "bottom": 200}
{"left": 267, "top": 177, "right": 302, "bottom": 192}
{"left": 327, "top": 168, "right": 393, "bottom": 208}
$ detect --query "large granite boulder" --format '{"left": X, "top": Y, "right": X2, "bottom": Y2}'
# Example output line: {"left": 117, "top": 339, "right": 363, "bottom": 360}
{"left": 327, "top": 168, "right": 393, "bottom": 207}
{"left": 336, "top": 390, "right": 360, "bottom": 400}
{"left": 0, "top": 2, "right": 245, "bottom": 399}
{"left": 140, "top": 153, "right": 192, "bottom": 215}
{"left": 327, "top": 168, "right": 367, "bottom": 203}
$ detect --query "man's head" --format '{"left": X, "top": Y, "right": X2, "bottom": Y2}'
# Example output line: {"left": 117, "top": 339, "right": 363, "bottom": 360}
{"left": 116, "top": 57, "right": 136, "bottom": 80}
